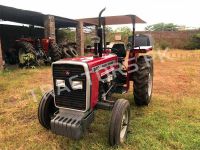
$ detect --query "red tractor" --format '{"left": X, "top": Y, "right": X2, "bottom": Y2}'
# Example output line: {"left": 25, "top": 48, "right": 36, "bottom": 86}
{"left": 38, "top": 8, "right": 153, "bottom": 146}
{"left": 14, "top": 38, "right": 78, "bottom": 67}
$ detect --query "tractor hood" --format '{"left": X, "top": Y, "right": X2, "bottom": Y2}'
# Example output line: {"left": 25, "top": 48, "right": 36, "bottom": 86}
{"left": 57, "top": 54, "right": 118, "bottom": 71}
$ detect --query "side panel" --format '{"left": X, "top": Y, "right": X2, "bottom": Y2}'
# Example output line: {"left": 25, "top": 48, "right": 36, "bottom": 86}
{"left": 89, "top": 58, "right": 119, "bottom": 109}
{"left": 90, "top": 72, "right": 99, "bottom": 109}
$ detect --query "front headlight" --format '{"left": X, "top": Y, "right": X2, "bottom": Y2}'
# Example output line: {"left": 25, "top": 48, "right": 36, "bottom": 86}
{"left": 56, "top": 79, "right": 66, "bottom": 87}
{"left": 71, "top": 81, "right": 83, "bottom": 90}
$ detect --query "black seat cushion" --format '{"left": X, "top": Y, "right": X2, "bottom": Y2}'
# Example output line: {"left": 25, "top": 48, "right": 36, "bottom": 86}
{"left": 112, "top": 44, "right": 126, "bottom": 58}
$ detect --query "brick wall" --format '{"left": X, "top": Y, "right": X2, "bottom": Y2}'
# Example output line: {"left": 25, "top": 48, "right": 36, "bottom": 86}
{"left": 44, "top": 15, "right": 56, "bottom": 40}
{"left": 136, "top": 30, "right": 200, "bottom": 49}
{"left": 76, "top": 21, "right": 84, "bottom": 56}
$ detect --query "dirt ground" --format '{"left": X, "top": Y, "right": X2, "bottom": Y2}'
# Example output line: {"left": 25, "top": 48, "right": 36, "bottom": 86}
{"left": 0, "top": 50, "right": 200, "bottom": 149}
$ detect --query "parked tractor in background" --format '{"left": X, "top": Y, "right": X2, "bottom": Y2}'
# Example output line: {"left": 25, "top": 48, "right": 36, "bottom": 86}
{"left": 14, "top": 38, "right": 78, "bottom": 68}
{"left": 38, "top": 8, "right": 153, "bottom": 146}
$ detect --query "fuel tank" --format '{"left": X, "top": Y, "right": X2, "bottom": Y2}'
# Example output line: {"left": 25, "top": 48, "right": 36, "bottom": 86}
{"left": 63, "top": 53, "right": 118, "bottom": 73}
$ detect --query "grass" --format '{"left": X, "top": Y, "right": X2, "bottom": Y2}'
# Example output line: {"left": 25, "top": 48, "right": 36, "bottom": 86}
{"left": 0, "top": 50, "right": 200, "bottom": 150}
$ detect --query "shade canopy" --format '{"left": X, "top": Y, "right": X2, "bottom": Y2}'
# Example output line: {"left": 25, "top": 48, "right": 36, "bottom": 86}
{"left": 0, "top": 5, "right": 78, "bottom": 28}
{"left": 77, "top": 15, "right": 146, "bottom": 26}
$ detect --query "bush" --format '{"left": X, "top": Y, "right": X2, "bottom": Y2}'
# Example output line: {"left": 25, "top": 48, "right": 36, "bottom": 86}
{"left": 184, "top": 33, "right": 200, "bottom": 49}
{"left": 159, "top": 41, "right": 170, "bottom": 50}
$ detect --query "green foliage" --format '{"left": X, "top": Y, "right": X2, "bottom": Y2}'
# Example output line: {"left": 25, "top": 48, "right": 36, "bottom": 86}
{"left": 114, "top": 27, "right": 132, "bottom": 44}
{"left": 184, "top": 33, "right": 200, "bottom": 49}
{"left": 145, "top": 23, "right": 178, "bottom": 31}
{"left": 57, "top": 28, "right": 75, "bottom": 43}
{"left": 105, "top": 26, "right": 115, "bottom": 42}
{"left": 85, "top": 26, "right": 132, "bottom": 46}
{"left": 1, "top": 51, "right": 200, "bottom": 149}
{"left": 56, "top": 26, "right": 133, "bottom": 46}
{"left": 159, "top": 41, "right": 170, "bottom": 50}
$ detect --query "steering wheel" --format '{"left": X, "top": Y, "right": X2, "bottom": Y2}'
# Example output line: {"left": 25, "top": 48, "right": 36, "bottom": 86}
{"left": 103, "top": 47, "right": 119, "bottom": 55}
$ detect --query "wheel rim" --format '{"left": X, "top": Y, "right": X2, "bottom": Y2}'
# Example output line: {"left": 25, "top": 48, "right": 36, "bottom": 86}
{"left": 120, "top": 109, "right": 129, "bottom": 143}
{"left": 71, "top": 49, "right": 78, "bottom": 57}
{"left": 148, "top": 73, "right": 153, "bottom": 97}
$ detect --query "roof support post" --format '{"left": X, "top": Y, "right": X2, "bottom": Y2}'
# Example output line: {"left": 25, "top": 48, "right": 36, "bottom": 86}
{"left": 131, "top": 15, "right": 136, "bottom": 49}
{"left": 44, "top": 15, "right": 56, "bottom": 40}
{"left": 76, "top": 21, "right": 84, "bottom": 56}
{"left": 0, "top": 37, "right": 4, "bottom": 70}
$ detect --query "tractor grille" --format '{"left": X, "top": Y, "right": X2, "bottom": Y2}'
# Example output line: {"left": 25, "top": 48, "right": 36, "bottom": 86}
{"left": 53, "top": 64, "right": 87, "bottom": 111}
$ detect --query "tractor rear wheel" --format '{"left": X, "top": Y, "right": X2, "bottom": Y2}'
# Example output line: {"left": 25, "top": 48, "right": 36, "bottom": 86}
{"left": 109, "top": 99, "right": 130, "bottom": 146}
{"left": 133, "top": 55, "right": 153, "bottom": 106}
{"left": 38, "top": 90, "right": 58, "bottom": 129}
{"left": 17, "top": 41, "right": 36, "bottom": 67}
{"left": 62, "top": 45, "right": 78, "bottom": 58}
{"left": 67, "top": 46, "right": 78, "bottom": 57}
{"left": 49, "top": 42, "right": 62, "bottom": 62}
{"left": 62, "top": 47, "right": 73, "bottom": 58}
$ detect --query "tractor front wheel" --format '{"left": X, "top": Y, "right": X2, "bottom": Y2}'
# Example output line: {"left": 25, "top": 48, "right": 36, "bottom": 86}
{"left": 38, "top": 90, "right": 58, "bottom": 129}
{"left": 133, "top": 55, "right": 153, "bottom": 106}
{"left": 109, "top": 99, "right": 130, "bottom": 146}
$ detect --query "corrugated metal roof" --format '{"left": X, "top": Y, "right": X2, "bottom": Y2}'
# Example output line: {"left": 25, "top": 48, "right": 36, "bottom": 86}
{"left": 0, "top": 5, "right": 78, "bottom": 28}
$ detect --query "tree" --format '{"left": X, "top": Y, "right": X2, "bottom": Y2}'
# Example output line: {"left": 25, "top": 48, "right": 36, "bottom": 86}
{"left": 184, "top": 33, "right": 200, "bottom": 49}
{"left": 114, "top": 27, "right": 132, "bottom": 43}
{"left": 145, "top": 23, "right": 178, "bottom": 31}
{"left": 57, "top": 28, "right": 75, "bottom": 43}
{"left": 105, "top": 26, "right": 115, "bottom": 42}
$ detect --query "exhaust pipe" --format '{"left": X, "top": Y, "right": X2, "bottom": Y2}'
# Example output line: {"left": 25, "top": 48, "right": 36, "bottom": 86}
{"left": 97, "top": 8, "right": 106, "bottom": 57}
{"left": 98, "top": 7, "right": 106, "bottom": 27}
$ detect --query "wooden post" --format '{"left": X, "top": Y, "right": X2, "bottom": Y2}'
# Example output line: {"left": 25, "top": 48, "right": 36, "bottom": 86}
{"left": 76, "top": 21, "right": 84, "bottom": 56}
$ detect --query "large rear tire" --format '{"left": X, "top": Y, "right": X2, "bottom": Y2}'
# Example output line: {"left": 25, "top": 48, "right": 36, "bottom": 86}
{"left": 62, "top": 45, "right": 78, "bottom": 58}
{"left": 49, "top": 42, "right": 62, "bottom": 62}
{"left": 133, "top": 55, "right": 153, "bottom": 106}
{"left": 109, "top": 99, "right": 130, "bottom": 146}
{"left": 38, "top": 90, "right": 58, "bottom": 129}
{"left": 17, "top": 41, "right": 36, "bottom": 67}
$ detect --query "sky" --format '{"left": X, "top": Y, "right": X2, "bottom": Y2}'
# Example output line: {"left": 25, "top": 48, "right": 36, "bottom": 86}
{"left": 0, "top": 0, "right": 199, "bottom": 31}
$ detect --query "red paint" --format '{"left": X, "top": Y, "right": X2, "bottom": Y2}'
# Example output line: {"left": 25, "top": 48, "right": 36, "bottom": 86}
{"left": 90, "top": 72, "right": 99, "bottom": 108}
{"left": 61, "top": 46, "right": 152, "bottom": 110}
{"left": 62, "top": 54, "right": 118, "bottom": 110}
{"left": 16, "top": 38, "right": 35, "bottom": 44}
{"left": 15, "top": 38, "right": 55, "bottom": 54}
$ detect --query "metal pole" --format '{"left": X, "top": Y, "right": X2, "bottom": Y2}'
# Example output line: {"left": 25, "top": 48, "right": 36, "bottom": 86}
{"left": 131, "top": 15, "right": 136, "bottom": 49}
{"left": 103, "top": 17, "right": 106, "bottom": 49}
{"left": 94, "top": 25, "right": 98, "bottom": 56}
{"left": 97, "top": 8, "right": 106, "bottom": 57}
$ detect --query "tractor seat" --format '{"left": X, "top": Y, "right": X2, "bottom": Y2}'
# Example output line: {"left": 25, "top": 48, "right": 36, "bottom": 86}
{"left": 112, "top": 44, "right": 126, "bottom": 64}
{"left": 112, "top": 44, "right": 126, "bottom": 58}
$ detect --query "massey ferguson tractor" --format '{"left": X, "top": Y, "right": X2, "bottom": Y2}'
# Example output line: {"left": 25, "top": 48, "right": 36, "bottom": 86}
{"left": 14, "top": 38, "right": 78, "bottom": 68}
{"left": 38, "top": 8, "right": 153, "bottom": 146}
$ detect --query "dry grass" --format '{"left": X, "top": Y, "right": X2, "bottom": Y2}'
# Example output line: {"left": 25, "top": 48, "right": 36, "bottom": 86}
{"left": 0, "top": 50, "right": 200, "bottom": 150}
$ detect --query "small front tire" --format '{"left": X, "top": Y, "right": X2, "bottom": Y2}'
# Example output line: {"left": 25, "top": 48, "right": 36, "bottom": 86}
{"left": 109, "top": 99, "right": 130, "bottom": 146}
{"left": 38, "top": 90, "right": 58, "bottom": 129}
